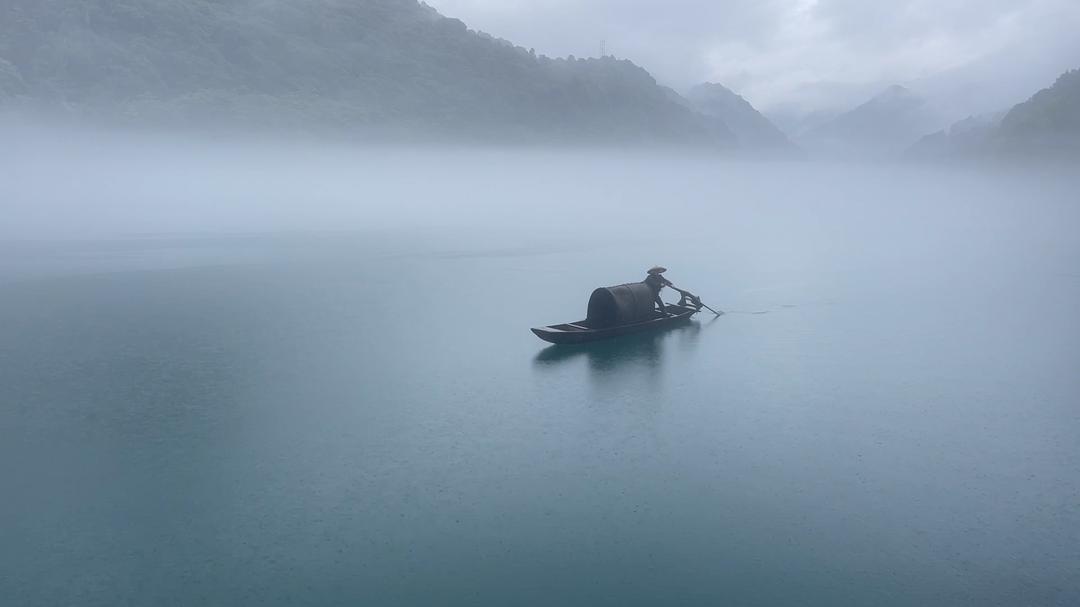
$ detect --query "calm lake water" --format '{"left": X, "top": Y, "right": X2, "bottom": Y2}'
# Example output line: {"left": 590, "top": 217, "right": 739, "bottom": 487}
{"left": 1, "top": 152, "right": 1078, "bottom": 606}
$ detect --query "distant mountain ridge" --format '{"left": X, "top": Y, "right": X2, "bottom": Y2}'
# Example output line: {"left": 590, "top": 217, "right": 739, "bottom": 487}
{"left": 775, "top": 64, "right": 1080, "bottom": 162}
{"left": 795, "top": 85, "right": 948, "bottom": 159}
{"left": 0, "top": 0, "right": 736, "bottom": 148}
{"left": 684, "top": 83, "right": 803, "bottom": 159}
{"left": 905, "top": 111, "right": 1007, "bottom": 161}
{"left": 993, "top": 68, "right": 1080, "bottom": 157}
{"left": 902, "top": 41, "right": 1080, "bottom": 126}
{"left": 906, "top": 68, "right": 1080, "bottom": 162}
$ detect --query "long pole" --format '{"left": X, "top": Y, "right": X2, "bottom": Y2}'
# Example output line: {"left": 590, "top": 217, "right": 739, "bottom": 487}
{"left": 669, "top": 284, "right": 722, "bottom": 316}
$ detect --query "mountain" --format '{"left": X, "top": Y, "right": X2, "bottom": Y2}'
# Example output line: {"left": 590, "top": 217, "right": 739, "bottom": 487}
{"left": 905, "top": 69, "right": 1080, "bottom": 162}
{"left": 685, "top": 83, "right": 803, "bottom": 158}
{"left": 763, "top": 80, "right": 887, "bottom": 139}
{"left": 903, "top": 37, "right": 1080, "bottom": 126}
{"left": 659, "top": 85, "right": 693, "bottom": 109}
{"left": 904, "top": 111, "right": 1007, "bottom": 161}
{"left": 796, "top": 85, "right": 948, "bottom": 159}
{"left": 992, "top": 68, "right": 1080, "bottom": 158}
{"left": 0, "top": 0, "right": 735, "bottom": 148}
{"left": 766, "top": 34, "right": 1079, "bottom": 144}
{"left": 765, "top": 107, "right": 844, "bottom": 141}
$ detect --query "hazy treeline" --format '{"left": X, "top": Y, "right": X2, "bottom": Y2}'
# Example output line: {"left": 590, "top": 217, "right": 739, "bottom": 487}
{"left": 0, "top": 0, "right": 735, "bottom": 147}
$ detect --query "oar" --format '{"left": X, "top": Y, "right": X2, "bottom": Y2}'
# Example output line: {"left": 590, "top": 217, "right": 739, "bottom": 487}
{"left": 669, "top": 284, "right": 722, "bottom": 316}
{"left": 695, "top": 299, "right": 723, "bottom": 316}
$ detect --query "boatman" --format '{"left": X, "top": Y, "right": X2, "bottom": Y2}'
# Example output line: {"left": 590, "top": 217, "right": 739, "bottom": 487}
{"left": 644, "top": 266, "right": 673, "bottom": 315}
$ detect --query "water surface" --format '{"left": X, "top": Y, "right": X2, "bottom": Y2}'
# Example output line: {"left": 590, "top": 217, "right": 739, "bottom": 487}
{"left": 1, "top": 155, "right": 1078, "bottom": 606}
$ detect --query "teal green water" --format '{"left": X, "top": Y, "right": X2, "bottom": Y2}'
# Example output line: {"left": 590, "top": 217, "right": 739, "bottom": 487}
{"left": 1, "top": 161, "right": 1079, "bottom": 606}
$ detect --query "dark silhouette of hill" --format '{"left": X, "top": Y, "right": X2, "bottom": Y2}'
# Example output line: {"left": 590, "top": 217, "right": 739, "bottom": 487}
{"left": 0, "top": 0, "right": 735, "bottom": 147}
{"left": 992, "top": 68, "right": 1080, "bottom": 157}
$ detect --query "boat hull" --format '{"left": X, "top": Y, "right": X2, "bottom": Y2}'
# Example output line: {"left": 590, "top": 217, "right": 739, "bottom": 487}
{"left": 530, "top": 304, "right": 698, "bottom": 345}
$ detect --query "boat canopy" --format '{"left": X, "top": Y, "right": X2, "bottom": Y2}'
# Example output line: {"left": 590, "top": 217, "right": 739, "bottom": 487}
{"left": 586, "top": 282, "right": 656, "bottom": 328}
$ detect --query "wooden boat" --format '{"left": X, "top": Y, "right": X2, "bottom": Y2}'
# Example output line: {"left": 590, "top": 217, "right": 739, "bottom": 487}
{"left": 531, "top": 281, "right": 702, "bottom": 345}
{"left": 531, "top": 304, "right": 699, "bottom": 345}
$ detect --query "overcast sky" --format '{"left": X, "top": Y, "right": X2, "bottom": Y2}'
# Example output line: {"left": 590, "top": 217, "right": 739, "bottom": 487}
{"left": 426, "top": 0, "right": 1080, "bottom": 114}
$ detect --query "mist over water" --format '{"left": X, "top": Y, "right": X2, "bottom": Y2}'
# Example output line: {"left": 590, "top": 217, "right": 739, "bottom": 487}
{"left": 1, "top": 131, "right": 1079, "bottom": 606}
